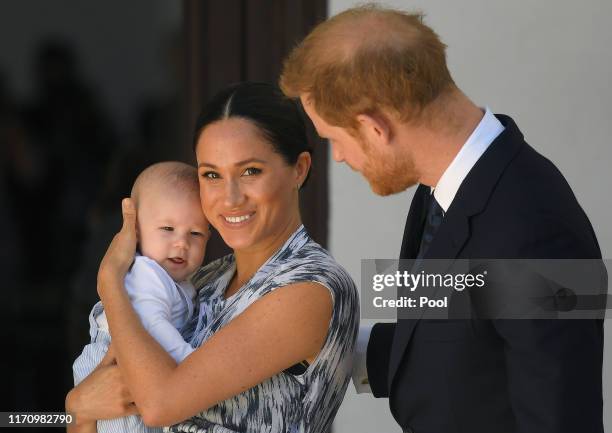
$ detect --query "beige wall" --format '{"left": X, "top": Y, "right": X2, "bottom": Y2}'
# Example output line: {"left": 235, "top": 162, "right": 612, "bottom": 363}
{"left": 327, "top": 1, "right": 612, "bottom": 432}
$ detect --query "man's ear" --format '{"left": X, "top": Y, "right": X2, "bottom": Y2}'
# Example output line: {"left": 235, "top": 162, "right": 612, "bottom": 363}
{"left": 356, "top": 112, "right": 394, "bottom": 146}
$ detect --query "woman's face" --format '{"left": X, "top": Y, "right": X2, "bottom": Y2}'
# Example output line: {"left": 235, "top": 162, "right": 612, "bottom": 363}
{"left": 195, "top": 117, "right": 309, "bottom": 252}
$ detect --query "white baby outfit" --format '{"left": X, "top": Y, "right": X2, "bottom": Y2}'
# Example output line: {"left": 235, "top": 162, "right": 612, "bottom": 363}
{"left": 73, "top": 255, "right": 196, "bottom": 433}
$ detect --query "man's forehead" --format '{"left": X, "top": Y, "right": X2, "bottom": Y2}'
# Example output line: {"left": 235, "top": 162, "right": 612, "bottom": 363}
{"left": 299, "top": 95, "right": 325, "bottom": 132}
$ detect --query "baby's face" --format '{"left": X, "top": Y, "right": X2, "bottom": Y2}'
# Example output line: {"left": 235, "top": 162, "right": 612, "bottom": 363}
{"left": 137, "top": 188, "right": 209, "bottom": 281}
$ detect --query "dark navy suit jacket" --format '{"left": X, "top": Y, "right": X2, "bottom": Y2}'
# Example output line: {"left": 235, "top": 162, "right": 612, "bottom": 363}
{"left": 367, "top": 115, "right": 604, "bottom": 433}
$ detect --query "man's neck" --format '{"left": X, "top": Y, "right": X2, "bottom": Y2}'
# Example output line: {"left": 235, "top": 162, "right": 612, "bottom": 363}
{"left": 408, "top": 92, "right": 484, "bottom": 188}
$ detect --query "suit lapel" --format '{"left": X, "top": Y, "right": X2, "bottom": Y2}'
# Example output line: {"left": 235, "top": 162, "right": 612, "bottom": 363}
{"left": 399, "top": 184, "right": 430, "bottom": 260}
{"left": 387, "top": 114, "right": 526, "bottom": 390}
{"left": 385, "top": 184, "right": 432, "bottom": 387}
{"left": 388, "top": 210, "right": 472, "bottom": 389}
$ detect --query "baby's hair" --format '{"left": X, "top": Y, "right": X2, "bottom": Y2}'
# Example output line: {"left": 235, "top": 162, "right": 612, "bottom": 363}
{"left": 131, "top": 161, "right": 199, "bottom": 207}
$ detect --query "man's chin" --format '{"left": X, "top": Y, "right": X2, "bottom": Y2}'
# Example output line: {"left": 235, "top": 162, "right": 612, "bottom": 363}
{"left": 369, "top": 181, "right": 402, "bottom": 197}
{"left": 368, "top": 179, "right": 415, "bottom": 196}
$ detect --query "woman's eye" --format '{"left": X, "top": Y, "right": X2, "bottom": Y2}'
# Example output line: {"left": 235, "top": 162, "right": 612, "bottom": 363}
{"left": 202, "top": 171, "right": 220, "bottom": 179}
{"left": 243, "top": 167, "right": 261, "bottom": 176}
{"left": 160, "top": 226, "right": 174, "bottom": 232}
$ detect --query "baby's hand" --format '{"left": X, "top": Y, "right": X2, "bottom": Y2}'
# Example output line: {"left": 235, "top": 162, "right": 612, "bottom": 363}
{"left": 98, "top": 198, "right": 137, "bottom": 293}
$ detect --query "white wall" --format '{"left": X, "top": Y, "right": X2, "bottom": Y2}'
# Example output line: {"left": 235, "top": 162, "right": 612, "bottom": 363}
{"left": 328, "top": 1, "right": 612, "bottom": 432}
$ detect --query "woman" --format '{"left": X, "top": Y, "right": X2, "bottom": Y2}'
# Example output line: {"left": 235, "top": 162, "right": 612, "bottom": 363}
{"left": 66, "top": 82, "right": 359, "bottom": 433}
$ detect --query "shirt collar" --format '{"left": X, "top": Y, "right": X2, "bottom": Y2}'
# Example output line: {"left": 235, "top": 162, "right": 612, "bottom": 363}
{"left": 432, "top": 107, "right": 505, "bottom": 212}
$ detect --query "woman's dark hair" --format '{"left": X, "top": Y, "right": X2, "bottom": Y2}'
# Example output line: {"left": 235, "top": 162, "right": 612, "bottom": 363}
{"left": 193, "top": 82, "right": 312, "bottom": 185}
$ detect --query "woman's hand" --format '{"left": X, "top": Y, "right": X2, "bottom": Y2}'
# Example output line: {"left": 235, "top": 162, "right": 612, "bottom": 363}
{"left": 98, "top": 198, "right": 137, "bottom": 297}
{"left": 66, "top": 362, "right": 139, "bottom": 425}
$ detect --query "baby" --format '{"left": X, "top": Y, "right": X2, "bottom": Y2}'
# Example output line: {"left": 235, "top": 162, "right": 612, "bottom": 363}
{"left": 73, "top": 161, "right": 209, "bottom": 433}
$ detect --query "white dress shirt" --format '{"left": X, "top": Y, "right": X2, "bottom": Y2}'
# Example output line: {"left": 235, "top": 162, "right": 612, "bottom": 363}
{"left": 352, "top": 107, "right": 505, "bottom": 393}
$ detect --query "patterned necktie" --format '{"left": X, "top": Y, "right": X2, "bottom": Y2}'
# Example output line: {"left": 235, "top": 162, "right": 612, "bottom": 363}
{"left": 416, "top": 194, "right": 444, "bottom": 259}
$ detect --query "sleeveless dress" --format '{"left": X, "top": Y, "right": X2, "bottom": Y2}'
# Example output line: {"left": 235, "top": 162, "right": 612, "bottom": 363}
{"left": 165, "top": 225, "right": 359, "bottom": 433}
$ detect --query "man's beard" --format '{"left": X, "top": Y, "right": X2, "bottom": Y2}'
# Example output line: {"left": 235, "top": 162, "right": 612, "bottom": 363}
{"left": 360, "top": 140, "right": 418, "bottom": 196}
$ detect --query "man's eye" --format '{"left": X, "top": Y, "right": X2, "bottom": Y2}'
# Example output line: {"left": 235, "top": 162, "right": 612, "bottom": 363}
{"left": 202, "top": 171, "right": 220, "bottom": 179}
{"left": 243, "top": 167, "right": 261, "bottom": 176}
{"left": 160, "top": 226, "right": 174, "bottom": 232}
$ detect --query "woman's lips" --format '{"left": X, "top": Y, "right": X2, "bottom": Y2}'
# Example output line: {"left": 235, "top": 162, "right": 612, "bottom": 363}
{"left": 220, "top": 211, "right": 255, "bottom": 229}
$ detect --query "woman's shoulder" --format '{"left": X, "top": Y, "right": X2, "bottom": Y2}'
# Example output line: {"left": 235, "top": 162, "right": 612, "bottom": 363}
{"left": 276, "top": 236, "right": 357, "bottom": 294}
{"left": 297, "top": 238, "right": 347, "bottom": 271}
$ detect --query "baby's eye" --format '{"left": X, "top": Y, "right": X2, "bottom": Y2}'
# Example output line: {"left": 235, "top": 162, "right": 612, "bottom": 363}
{"left": 242, "top": 167, "right": 261, "bottom": 176}
{"left": 202, "top": 171, "right": 220, "bottom": 180}
{"left": 160, "top": 226, "right": 174, "bottom": 232}
{"left": 190, "top": 231, "right": 203, "bottom": 237}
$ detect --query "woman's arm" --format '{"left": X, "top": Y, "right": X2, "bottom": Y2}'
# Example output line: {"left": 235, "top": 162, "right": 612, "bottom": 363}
{"left": 103, "top": 278, "right": 332, "bottom": 426}
{"left": 99, "top": 200, "right": 333, "bottom": 427}
{"left": 66, "top": 345, "right": 138, "bottom": 432}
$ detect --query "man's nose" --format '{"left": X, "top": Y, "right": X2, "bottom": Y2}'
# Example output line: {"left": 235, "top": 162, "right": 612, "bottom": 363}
{"left": 331, "top": 142, "right": 344, "bottom": 162}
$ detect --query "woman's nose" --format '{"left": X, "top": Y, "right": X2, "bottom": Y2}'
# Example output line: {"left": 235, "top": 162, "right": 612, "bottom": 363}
{"left": 223, "top": 179, "right": 246, "bottom": 208}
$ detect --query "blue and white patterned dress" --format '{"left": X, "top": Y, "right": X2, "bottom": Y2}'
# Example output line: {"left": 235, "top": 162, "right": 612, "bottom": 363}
{"left": 166, "top": 225, "right": 359, "bottom": 433}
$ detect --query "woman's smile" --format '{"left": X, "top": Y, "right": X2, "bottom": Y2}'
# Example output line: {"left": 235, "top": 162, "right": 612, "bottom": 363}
{"left": 196, "top": 117, "right": 307, "bottom": 253}
{"left": 221, "top": 211, "right": 256, "bottom": 228}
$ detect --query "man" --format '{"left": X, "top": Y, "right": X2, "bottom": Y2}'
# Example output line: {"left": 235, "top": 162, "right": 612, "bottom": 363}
{"left": 280, "top": 5, "right": 603, "bottom": 433}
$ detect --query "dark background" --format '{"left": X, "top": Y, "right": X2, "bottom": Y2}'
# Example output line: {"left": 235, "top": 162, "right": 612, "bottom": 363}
{"left": 0, "top": 1, "right": 327, "bottom": 430}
